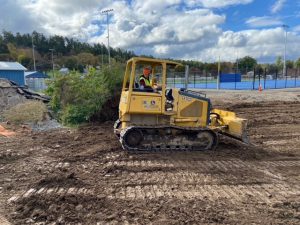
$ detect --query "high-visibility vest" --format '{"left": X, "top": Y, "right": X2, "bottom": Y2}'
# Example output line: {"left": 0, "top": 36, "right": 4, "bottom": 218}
{"left": 139, "top": 75, "right": 152, "bottom": 87}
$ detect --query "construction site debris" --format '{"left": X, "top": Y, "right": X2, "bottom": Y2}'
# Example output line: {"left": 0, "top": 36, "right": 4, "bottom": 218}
{"left": 0, "top": 79, "right": 50, "bottom": 114}
{"left": 0, "top": 125, "right": 15, "bottom": 137}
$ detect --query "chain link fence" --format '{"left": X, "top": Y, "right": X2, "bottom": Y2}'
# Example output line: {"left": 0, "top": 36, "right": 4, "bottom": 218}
{"left": 166, "top": 67, "right": 300, "bottom": 90}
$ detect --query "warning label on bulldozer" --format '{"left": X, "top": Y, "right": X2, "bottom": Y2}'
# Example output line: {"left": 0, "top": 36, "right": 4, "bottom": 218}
{"left": 143, "top": 100, "right": 159, "bottom": 109}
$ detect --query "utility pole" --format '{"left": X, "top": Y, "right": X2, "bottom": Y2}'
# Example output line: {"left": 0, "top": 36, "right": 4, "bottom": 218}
{"left": 101, "top": 42, "right": 104, "bottom": 66}
{"left": 31, "top": 35, "right": 36, "bottom": 71}
{"left": 282, "top": 24, "right": 289, "bottom": 77}
{"left": 49, "top": 49, "right": 54, "bottom": 77}
{"left": 101, "top": 8, "right": 113, "bottom": 65}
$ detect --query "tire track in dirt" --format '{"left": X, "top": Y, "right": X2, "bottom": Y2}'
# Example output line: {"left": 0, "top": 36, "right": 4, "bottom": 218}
{"left": 96, "top": 140, "right": 300, "bottom": 204}
{"left": 9, "top": 182, "right": 300, "bottom": 206}
{"left": 0, "top": 215, "right": 11, "bottom": 225}
{"left": 9, "top": 158, "right": 299, "bottom": 206}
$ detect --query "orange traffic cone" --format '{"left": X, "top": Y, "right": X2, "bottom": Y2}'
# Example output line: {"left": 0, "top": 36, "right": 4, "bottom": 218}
{"left": 258, "top": 84, "right": 263, "bottom": 92}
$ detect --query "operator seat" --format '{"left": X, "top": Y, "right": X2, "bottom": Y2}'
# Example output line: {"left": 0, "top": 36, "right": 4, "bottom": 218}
{"left": 165, "top": 89, "right": 174, "bottom": 111}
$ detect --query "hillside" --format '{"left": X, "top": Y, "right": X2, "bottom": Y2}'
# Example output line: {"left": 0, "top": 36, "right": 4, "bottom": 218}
{"left": 0, "top": 31, "right": 136, "bottom": 71}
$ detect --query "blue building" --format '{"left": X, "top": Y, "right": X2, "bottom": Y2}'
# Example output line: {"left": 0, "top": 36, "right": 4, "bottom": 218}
{"left": 0, "top": 61, "right": 27, "bottom": 86}
{"left": 25, "top": 71, "right": 49, "bottom": 91}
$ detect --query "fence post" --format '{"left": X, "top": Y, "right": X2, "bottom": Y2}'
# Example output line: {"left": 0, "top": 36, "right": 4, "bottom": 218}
{"left": 234, "top": 72, "right": 237, "bottom": 90}
{"left": 184, "top": 65, "right": 189, "bottom": 90}
{"left": 275, "top": 69, "right": 278, "bottom": 89}
{"left": 294, "top": 69, "right": 297, "bottom": 87}
{"left": 252, "top": 68, "right": 256, "bottom": 90}
{"left": 258, "top": 69, "right": 261, "bottom": 89}
{"left": 285, "top": 67, "right": 288, "bottom": 88}
{"left": 205, "top": 70, "right": 208, "bottom": 89}
{"left": 295, "top": 67, "right": 298, "bottom": 87}
{"left": 263, "top": 68, "right": 266, "bottom": 89}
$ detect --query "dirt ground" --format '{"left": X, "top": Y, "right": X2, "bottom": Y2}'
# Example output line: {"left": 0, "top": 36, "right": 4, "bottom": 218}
{"left": 0, "top": 89, "right": 300, "bottom": 225}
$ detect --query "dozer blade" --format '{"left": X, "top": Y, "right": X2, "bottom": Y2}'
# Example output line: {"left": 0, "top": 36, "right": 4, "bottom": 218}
{"left": 210, "top": 109, "right": 249, "bottom": 144}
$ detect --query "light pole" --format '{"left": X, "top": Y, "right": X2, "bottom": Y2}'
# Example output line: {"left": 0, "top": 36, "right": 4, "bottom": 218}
{"left": 282, "top": 24, "right": 289, "bottom": 77}
{"left": 101, "top": 42, "right": 104, "bottom": 66}
{"left": 32, "top": 34, "right": 36, "bottom": 71}
{"left": 49, "top": 49, "right": 54, "bottom": 77}
{"left": 101, "top": 8, "right": 113, "bottom": 65}
{"left": 236, "top": 51, "right": 239, "bottom": 74}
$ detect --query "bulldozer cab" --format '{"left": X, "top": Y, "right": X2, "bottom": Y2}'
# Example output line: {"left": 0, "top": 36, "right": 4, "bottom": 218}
{"left": 122, "top": 58, "right": 180, "bottom": 90}
{"left": 121, "top": 57, "right": 181, "bottom": 115}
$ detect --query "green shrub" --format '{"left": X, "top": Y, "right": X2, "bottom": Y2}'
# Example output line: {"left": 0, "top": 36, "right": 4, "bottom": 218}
{"left": 46, "top": 63, "right": 124, "bottom": 124}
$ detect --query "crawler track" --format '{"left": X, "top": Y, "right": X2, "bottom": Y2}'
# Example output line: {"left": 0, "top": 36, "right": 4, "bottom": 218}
{"left": 120, "top": 125, "right": 218, "bottom": 151}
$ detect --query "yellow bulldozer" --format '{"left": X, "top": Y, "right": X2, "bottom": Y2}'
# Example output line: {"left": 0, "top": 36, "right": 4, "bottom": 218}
{"left": 114, "top": 57, "right": 248, "bottom": 151}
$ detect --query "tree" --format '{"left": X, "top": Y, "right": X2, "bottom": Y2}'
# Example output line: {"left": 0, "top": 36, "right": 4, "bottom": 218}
{"left": 7, "top": 43, "right": 18, "bottom": 60}
{"left": 0, "top": 30, "right": 136, "bottom": 71}
{"left": 237, "top": 56, "right": 257, "bottom": 74}
{"left": 77, "top": 53, "right": 98, "bottom": 67}
{"left": 286, "top": 60, "right": 294, "bottom": 69}
{"left": 294, "top": 58, "right": 300, "bottom": 69}
{"left": 18, "top": 54, "right": 31, "bottom": 68}
{"left": 264, "top": 63, "right": 277, "bottom": 74}
{"left": 220, "top": 62, "right": 234, "bottom": 74}
{"left": 2, "top": 31, "right": 15, "bottom": 44}
{"left": 0, "top": 36, "right": 8, "bottom": 54}
{"left": 63, "top": 56, "right": 79, "bottom": 70}
{"left": 275, "top": 56, "right": 283, "bottom": 69}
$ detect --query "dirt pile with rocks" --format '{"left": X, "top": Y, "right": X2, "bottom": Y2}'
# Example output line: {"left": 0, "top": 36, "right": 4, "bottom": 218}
{"left": 0, "top": 79, "right": 26, "bottom": 114}
{"left": 0, "top": 79, "right": 50, "bottom": 115}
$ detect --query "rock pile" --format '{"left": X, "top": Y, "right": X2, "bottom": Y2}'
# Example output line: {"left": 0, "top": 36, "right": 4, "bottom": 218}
{"left": 0, "top": 79, "right": 50, "bottom": 113}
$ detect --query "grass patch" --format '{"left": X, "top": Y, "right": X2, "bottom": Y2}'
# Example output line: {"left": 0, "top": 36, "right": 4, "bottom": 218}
{"left": 3, "top": 101, "right": 48, "bottom": 124}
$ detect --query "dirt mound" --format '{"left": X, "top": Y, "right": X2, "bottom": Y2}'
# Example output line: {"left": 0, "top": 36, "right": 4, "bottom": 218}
{"left": 5, "top": 195, "right": 262, "bottom": 224}
{"left": 36, "top": 173, "right": 86, "bottom": 188}
{"left": 0, "top": 79, "right": 50, "bottom": 115}
{"left": 11, "top": 192, "right": 300, "bottom": 224}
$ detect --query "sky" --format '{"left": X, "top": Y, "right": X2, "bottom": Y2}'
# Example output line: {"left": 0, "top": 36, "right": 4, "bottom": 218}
{"left": 1, "top": 0, "right": 300, "bottom": 63}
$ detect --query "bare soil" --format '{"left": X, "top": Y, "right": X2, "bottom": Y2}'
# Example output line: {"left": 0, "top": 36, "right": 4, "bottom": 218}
{"left": 0, "top": 89, "right": 300, "bottom": 225}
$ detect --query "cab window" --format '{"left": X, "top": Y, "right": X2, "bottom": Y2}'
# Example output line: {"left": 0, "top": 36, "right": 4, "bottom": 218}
{"left": 166, "top": 64, "right": 184, "bottom": 88}
{"left": 133, "top": 63, "right": 163, "bottom": 91}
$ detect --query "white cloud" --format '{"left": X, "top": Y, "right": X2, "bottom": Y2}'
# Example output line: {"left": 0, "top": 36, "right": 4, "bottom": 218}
{"left": 246, "top": 16, "right": 283, "bottom": 28}
{"left": 1, "top": 0, "right": 300, "bottom": 63}
{"left": 206, "top": 27, "right": 300, "bottom": 62}
{"left": 185, "top": 0, "right": 253, "bottom": 8}
{"left": 293, "top": 25, "right": 300, "bottom": 32}
{"left": 271, "top": 0, "right": 287, "bottom": 13}
{"left": 22, "top": 0, "right": 109, "bottom": 37}
{"left": 218, "top": 31, "right": 247, "bottom": 47}
{"left": 90, "top": 2, "right": 225, "bottom": 53}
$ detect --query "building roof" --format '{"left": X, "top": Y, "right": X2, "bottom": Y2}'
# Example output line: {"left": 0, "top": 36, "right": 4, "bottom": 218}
{"left": 59, "top": 67, "right": 69, "bottom": 72}
{"left": 0, "top": 61, "right": 27, "bottom": 71}
{"left": 25, "top": 71, "right": 49, "bottom": 79}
